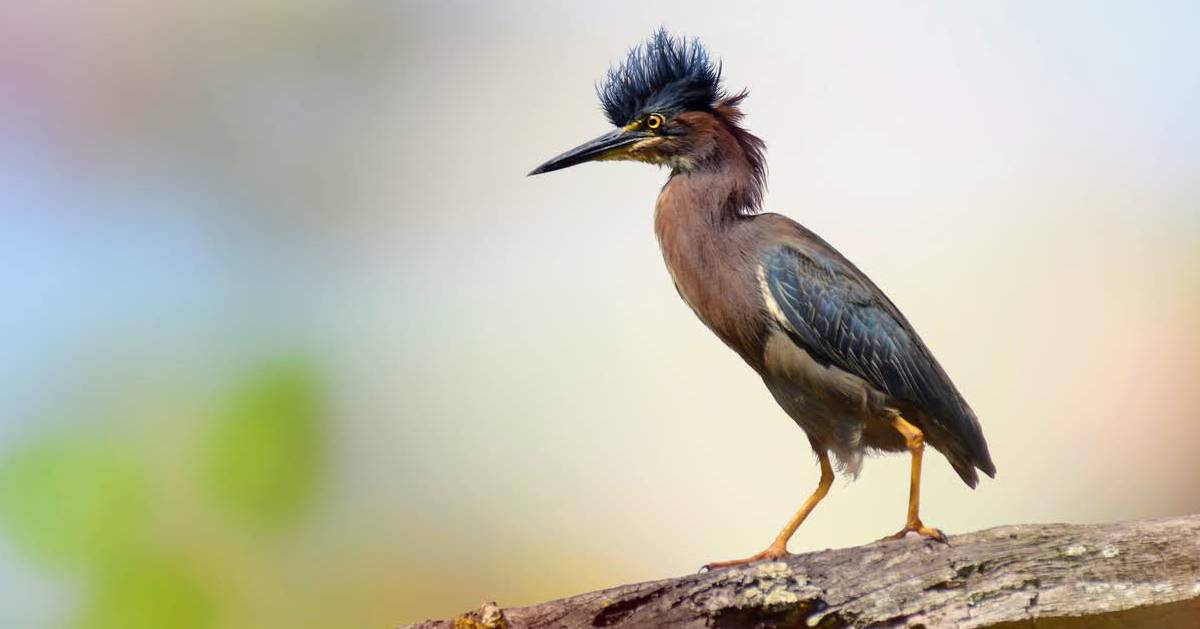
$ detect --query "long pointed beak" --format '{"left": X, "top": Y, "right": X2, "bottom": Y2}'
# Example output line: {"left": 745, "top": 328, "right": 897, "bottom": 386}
{"left": 528, "top": 128, "right": 648, "bottom": 175}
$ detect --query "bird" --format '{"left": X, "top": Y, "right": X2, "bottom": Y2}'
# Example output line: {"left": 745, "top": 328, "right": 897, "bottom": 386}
{"left": 528, "top": 29, "right": 995, "bottom": 570}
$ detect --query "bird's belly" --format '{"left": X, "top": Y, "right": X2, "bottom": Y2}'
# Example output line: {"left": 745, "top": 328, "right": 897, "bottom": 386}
{"left": 760, "top": 330, "right": 903, "bottom": 474}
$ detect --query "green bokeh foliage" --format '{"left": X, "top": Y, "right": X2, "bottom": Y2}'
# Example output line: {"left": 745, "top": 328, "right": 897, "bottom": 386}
{"left": 0, "top": 436, "right": 148, "bottom": 568}
{"left": 0, "top": 359, "right": 326, "bottom": 629}
{"left": 200, "top": 360, "right": 324, "bottom": 531}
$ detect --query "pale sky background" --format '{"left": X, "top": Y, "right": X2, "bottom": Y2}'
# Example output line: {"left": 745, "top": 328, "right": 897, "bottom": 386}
{"left": 1, "top": 2, "right": 1199, "bottom": 627}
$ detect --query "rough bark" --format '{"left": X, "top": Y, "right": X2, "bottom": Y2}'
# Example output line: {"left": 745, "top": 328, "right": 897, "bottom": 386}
{"left": 399, "top": 514, "right": 1200, "bottom": 629}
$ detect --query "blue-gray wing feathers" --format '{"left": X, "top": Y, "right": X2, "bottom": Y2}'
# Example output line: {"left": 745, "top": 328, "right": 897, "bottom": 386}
{"left": 762, "top": 245, "right": 995, "bottom": 486}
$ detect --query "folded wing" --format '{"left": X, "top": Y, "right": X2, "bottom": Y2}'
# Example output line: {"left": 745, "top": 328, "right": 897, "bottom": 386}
{"left": 760, "top": 243, "right": 995, "bottom": 486}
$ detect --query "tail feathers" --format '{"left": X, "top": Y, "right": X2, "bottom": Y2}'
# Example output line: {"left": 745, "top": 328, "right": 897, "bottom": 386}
{"left": 976, "top": 451, "right": 997, "bottom": 478}
{"left": 935, "top": 397, "right": 995, "bottom": 489}
{"left": 931, "top": 415, "right": 998, "bottom": 494}
{"left": 933, "top": 421, "right": 996, "bottom": 490}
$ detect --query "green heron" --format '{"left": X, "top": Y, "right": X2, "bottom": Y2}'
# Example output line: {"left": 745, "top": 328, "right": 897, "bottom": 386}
{"left": 529, "top": 29, "right": 995, "bottom": 569}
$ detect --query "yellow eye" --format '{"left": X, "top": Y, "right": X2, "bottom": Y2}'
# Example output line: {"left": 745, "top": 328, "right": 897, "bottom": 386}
{"left": 646, "top": 113, "right": 664, "bottom": 130}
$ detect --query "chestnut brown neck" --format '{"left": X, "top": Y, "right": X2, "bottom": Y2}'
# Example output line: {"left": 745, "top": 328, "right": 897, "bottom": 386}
{"left": 662, "top": 104, "right": 765, "bottom": 227}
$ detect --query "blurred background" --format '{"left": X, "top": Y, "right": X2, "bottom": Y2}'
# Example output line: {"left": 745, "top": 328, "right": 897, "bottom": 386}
{"left": 2, "top": 1, "right": 1199, "bottom": 627}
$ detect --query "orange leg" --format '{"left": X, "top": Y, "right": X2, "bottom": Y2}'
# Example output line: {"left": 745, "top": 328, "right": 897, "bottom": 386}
{"left": 704, "top": 450, "right": 834, "bottom": 570}
{"left": 881, "top": 413, "right": 946, "bottom": 542}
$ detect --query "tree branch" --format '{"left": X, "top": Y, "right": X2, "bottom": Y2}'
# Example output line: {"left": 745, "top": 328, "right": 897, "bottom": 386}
{"left": 400, "top": 514, "right": 1200, "bottom": 628}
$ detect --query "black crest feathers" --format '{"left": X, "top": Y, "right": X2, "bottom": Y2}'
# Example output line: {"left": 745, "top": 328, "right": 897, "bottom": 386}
{"left": 598, "top": 28, "right": 725, "bottom": 127}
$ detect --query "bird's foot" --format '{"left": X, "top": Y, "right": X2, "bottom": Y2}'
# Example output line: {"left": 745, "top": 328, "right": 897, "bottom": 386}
{"left": 701, "top": 543, "right": 789, "bottom": 572}
{"left": 880, "top": 520, "right": 947, "bottom": 543}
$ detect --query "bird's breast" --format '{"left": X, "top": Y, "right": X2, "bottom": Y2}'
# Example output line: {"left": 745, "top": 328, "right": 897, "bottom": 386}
{"left": 654, "top": 193, "right": 767, "bottom": 369}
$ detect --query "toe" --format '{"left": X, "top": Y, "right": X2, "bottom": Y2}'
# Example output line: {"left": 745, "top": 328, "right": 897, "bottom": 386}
{"left": 703, "top": 545, "right": 789, "bottom": 571}
{"left": 881, "top": 524, "right": 948, "bottom": 543}
{"left": 920, "top": 526, "right": 948, "bottom": 543}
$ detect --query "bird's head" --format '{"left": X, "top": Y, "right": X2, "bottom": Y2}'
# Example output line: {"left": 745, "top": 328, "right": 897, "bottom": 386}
{"left": 529, "top": 29, "right": 758, "bottom": 178}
